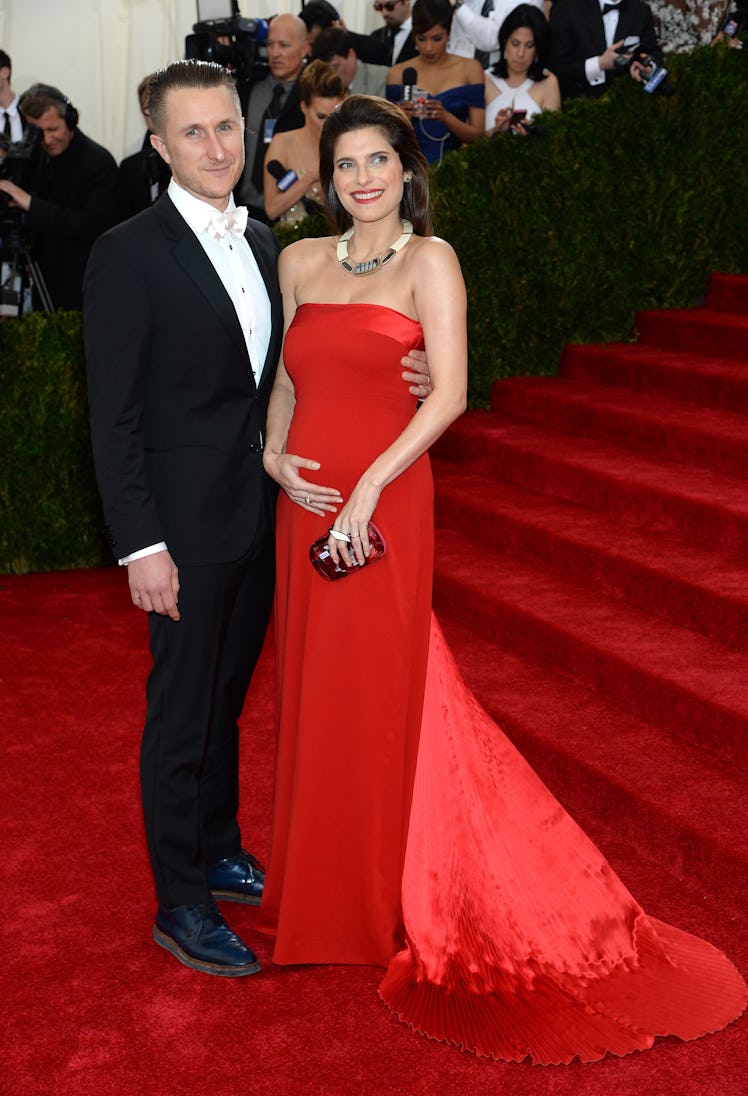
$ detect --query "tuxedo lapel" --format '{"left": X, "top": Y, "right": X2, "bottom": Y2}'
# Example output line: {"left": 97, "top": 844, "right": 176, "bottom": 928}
{"left": 587, "top": 0, "right": 610, "bottom": 56}
{"left": 616, "top": 2, "right": 640, "bottom": 46}
{"left": 153, "top": 196, "right": 255, "bottom": 386}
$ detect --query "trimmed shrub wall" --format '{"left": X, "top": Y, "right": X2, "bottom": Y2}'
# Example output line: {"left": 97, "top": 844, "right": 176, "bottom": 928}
{"left": 0, "top": 311, "right": 109, "bottom": 573}
{"left": 2, "top": 46, "right": 746, "bottom": 572}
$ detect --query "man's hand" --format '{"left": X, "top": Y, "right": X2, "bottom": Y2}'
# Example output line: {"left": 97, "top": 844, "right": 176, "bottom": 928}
{"left": 401, "top": 347, "right": 432, "bottom": 399}
{"left": 0, "top": 179, "right": 31, "bottom": 211}
{"left": 600, "top": 39, "right": 626, "bottom": 71}
{"left": 127, "top": 550, "right": 180, "bottom": 621}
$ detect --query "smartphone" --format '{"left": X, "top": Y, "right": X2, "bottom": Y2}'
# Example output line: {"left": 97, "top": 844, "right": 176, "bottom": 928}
{"left": 509, "top": 109, "right": 527, "bottom": 127}
{"left": 722, "top": 17, "right": 744, "bottom": 38}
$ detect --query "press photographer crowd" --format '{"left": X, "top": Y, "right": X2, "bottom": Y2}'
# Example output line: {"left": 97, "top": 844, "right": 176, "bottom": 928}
{"left": 0, "top": 0, "right": 744, "bottom": 315}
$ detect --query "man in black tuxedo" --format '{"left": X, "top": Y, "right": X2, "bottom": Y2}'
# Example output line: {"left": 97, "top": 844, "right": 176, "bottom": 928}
{"left": 85, "top": 60, "right": 280, "bottom": 977}
{"left": 549, "top": 0, "right": 661, "bottom": 101}
{"left": 85, "top": 59, "right": 430, "bottom": 977}
{"left": 348, "top": 0, "right": 418, "bottom": 67}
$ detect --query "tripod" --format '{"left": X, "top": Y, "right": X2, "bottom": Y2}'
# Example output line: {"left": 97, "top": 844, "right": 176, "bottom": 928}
{"left": 0, "top": 236, "right": 55, "bottom": 315}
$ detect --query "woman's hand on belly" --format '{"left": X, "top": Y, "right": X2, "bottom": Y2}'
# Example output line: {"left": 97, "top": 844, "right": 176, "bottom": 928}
{"left": 264, "top": 450, "right": 343, "bottom": 516}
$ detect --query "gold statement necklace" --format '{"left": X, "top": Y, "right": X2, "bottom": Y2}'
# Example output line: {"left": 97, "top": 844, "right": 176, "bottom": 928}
{"left": 337, "top": 219, "right": 414, "bottom": 276}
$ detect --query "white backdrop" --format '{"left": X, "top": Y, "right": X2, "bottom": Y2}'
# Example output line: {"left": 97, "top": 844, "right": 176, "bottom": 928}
{"left": 0, "top": 1, "right": 377, "bottom": 161}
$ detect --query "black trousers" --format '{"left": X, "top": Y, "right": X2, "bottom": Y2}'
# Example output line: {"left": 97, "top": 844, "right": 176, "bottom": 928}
{"left": 140, "top": 528, "right": 275, "bottom": 907}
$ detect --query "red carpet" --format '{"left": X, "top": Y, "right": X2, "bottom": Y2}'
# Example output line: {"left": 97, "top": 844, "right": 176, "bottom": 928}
{"left": 2, "top": 274, "right": 747, "bottom": 1094}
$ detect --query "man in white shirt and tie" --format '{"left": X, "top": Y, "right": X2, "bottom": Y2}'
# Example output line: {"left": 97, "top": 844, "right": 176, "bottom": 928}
{"left": 84, "top": 59, "right": 431, "bottom": 979}
{"left": 0, "top": 50, "right": 24, "bottom": 144}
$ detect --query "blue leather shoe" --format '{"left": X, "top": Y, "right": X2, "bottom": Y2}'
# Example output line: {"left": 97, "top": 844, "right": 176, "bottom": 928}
{"left": 153, "top": 899, "right": 260, "bottom": 977}
{"left": 208, "top": 849, "right": 265, "bottom": 906}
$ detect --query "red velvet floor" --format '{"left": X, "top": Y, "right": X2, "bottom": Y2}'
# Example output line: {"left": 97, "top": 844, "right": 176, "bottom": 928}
{"left": 2, "top": 274, "right": 747, "bottom": 1094}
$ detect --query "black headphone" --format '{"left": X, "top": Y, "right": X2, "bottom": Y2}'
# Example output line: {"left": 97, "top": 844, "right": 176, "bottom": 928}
{"left": 18, "top": 83, "right": 79, "bottom": 130}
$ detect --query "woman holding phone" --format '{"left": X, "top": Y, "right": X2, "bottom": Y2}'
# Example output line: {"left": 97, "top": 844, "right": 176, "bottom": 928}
{"left": 485, "top": 4, "right": 560, "bottom": 136}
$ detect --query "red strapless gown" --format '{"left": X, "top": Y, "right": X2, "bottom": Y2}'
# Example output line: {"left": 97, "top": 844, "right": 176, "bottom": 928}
{"left": 258, "top": 303, "right": 747, "bottom": 1063}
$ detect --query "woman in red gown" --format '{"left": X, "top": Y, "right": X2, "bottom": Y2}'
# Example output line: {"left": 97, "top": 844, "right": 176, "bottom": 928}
{"left": 259, "top": 95, "right": 746, "bottom": 1063}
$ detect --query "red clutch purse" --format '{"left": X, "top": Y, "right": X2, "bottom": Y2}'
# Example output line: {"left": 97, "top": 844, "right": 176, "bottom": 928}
{"left": 309, "top": 523, "right": 386, "bottom": 581}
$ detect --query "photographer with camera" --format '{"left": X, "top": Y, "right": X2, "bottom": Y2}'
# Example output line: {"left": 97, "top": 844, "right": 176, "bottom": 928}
{"left": 549, "top": 0, "right": 662, "bottom": 101}
{"left": 0, "top": 84, "right": 118, "bottom": 310}
{"left": 0, "top": 50, "right": 24, "bottom": 144}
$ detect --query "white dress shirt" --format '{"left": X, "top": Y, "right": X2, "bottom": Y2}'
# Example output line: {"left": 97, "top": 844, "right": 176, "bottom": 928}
{"left": 393, "top": 17, "right": 413, "bottom": 64}
{"left": 119, "top": 179, "right": 272, "bottom": 566}
{"left": 585, "top": 0, "right": 623, "bottom": 87}
{"left": 450, "top": 0, "right": 543, "bottom": 60}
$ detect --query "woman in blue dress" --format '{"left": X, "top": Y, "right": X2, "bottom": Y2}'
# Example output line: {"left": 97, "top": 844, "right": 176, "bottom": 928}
{"left": 386, "top": 0, "right": 485, "bottom": 165}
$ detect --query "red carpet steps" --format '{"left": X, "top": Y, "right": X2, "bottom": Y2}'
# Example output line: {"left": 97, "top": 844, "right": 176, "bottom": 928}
{"left": 431, "top": 273, "right": 748, "bottom": 923}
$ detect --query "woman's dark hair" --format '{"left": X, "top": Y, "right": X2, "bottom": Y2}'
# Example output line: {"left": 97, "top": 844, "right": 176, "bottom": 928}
{"left": 319, "top": 95, "right": 432, "bottom": 236}
{"left": 299, "top": 59, "right": 347, "bottom": 106}
{"left": 412, "top": 0, "right": 454, "bottom": 37}
{"left": 492, "top": 4, "right": 550, "bottom": 82}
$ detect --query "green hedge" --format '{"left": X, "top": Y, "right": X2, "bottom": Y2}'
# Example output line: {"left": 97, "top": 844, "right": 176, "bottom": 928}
{"left": 2, "top": 45, "right": 746, "bottom": 572}
{"left": 0, "top": 311, "right": 109, "bottom": 572}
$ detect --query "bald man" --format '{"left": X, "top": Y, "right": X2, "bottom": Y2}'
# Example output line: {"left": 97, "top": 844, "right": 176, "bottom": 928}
{"left": 236, "top": 13, "right": 310, "bottom": 221}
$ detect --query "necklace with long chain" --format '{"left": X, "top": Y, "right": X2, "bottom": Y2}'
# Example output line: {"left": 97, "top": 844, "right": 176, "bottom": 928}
{"left": 337, "top": 219, "right": 413, "bottom": 276}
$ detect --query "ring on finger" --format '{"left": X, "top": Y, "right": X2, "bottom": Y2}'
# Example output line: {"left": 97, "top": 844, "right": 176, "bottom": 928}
{"left": 305, "top": 494, "right": 311, "bottom": 506}
{"left": 329, "top": 528, "right": 351, "bottom": 544}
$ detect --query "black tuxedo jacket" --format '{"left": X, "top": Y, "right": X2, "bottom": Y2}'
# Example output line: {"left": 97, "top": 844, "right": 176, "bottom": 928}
{"left": 549, "top": 0, "right": 660, "bottom": 101}
{"left": 25, "top": 128, "right": 119, "bottom": 309}
{"left": 84, "top": 194, "right": 282, "bottom": 567}
{"left": 348, "top": 26, "right": 418, "bottom": 68}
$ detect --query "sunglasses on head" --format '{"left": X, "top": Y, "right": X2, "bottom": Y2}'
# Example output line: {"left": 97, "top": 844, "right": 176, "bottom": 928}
{"left": 374, "top": 1, "right": 401, "bottom": 11}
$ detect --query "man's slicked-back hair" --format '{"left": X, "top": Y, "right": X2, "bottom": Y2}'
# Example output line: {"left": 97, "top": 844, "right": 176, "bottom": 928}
{"left": 0, "top": 50, "right": 11, "bottom": 75}
{"left": 148, "top": 59, "right": 240, "bottom": 135}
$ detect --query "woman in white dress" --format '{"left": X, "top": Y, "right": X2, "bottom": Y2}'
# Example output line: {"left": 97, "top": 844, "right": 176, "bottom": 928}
{"left": 485, "top": 4, "right": 560, "bottom": 136}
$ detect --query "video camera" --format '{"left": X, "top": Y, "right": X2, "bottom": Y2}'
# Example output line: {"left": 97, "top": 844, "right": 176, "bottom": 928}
{"left": 614, "top": 36, "right": 673, "bottom": 97}
{"left": 0, "top": 124, "right": 42, "bottom": 190}
{"left": 0, "top": 126, "right": 47, "bottom": 314}
{"left": 186, "top": 1, "right": 269, "bottom": 84}
{"left": 0, "top": 125, "right": 43, "bottom": 236}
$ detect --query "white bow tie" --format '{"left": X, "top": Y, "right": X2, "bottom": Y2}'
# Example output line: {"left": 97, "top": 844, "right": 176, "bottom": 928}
{"left": 207, "top": 205, "right": 249, "bottom": 240}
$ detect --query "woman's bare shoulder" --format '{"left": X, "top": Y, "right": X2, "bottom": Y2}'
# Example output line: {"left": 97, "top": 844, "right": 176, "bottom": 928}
{"left": 410, "top": 234, "right": 459, "bottom": 264}
{"left": 460, "top": 57, "right": 486, "bottom": 85}
{"left": 281, "top": 235, "right": 334, "bottom": 261}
